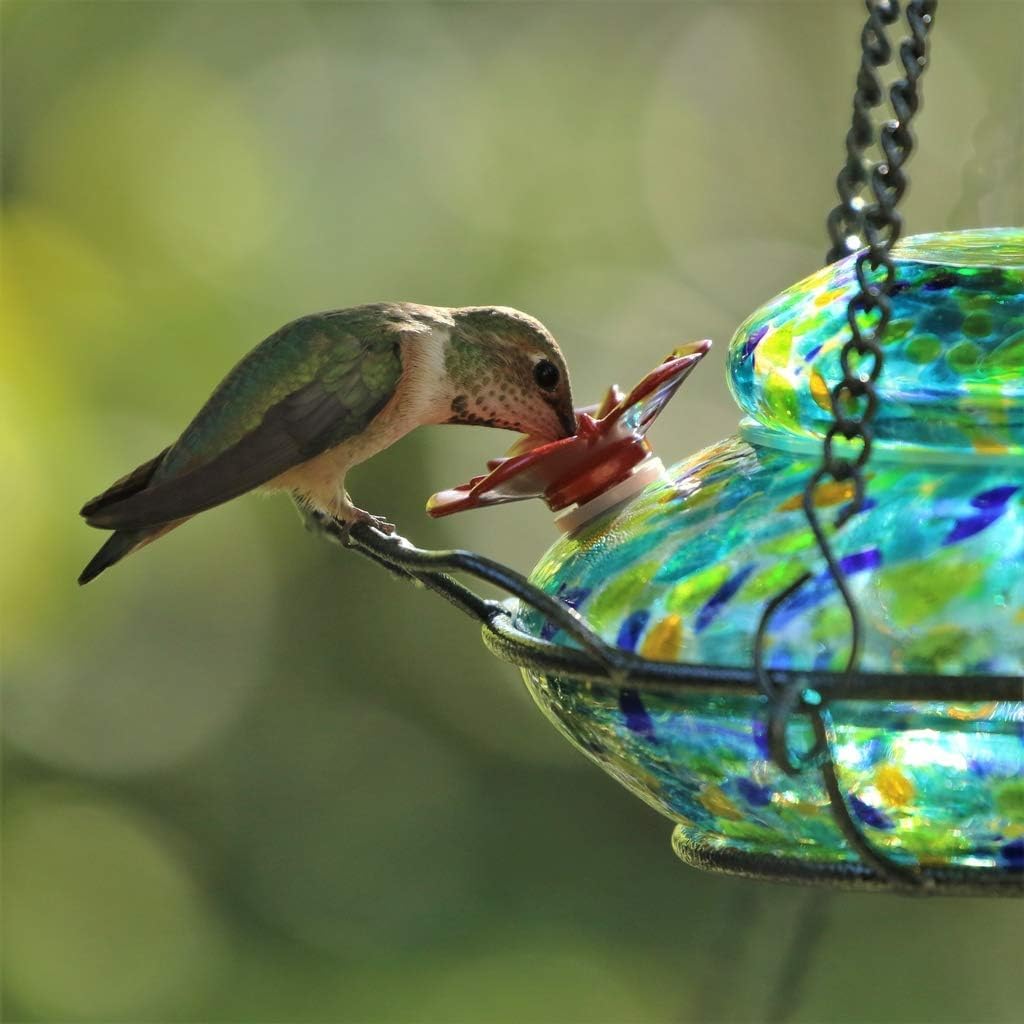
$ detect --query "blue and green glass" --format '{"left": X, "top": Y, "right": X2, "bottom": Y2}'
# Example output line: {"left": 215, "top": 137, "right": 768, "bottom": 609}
{"left": 515, "top": 229, "right": 1024, "bottom": 874}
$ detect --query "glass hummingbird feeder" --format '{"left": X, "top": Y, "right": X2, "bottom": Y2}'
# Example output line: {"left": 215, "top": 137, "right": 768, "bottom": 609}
{"left": 327, "top": 0, "right": 1023, "bottom": 894}
{"left": 428, "top": 227, "right": 1024, "bottom": 893}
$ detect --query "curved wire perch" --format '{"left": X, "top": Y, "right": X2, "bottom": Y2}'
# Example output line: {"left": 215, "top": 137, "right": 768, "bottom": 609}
{"left": 306, "top": 511, "right": 636, "bottom": 678}
{"left": 314, "top": 513, "right": 1022, "bottom": 703}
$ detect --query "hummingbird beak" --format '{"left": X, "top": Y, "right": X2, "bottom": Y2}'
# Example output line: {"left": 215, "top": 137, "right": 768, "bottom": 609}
{"left": 557, "top": 404, "right": 578, "bottom": 438}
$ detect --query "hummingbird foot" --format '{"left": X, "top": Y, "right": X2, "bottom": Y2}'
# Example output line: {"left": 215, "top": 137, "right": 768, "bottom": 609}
{"left": 338, "top": 508, "right": 396, "bottom": 548}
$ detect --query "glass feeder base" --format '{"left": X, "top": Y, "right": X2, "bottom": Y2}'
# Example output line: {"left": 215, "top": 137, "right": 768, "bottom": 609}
{"left": 671, "top": 825, "right": 1024, "bottom": 895}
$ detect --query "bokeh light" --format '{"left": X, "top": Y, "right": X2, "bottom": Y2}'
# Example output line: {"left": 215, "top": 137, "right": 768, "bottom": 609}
{"left": 3, "top": 789, "right": 225, "bottom": 1020}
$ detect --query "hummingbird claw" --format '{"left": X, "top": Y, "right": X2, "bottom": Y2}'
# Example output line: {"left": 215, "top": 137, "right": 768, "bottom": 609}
{"left": 339, "top": 509, "right": 395, "bottom": 548}
{"left": 290, "top": 498, "right": 394, "bottom": 548}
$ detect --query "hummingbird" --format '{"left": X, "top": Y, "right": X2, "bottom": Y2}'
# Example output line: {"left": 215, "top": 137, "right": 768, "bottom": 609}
{"left": 78, "top": 303, "right": 576, "bottom": 584}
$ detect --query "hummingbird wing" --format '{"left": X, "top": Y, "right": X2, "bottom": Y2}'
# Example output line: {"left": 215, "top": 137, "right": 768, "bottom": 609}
{"left": 82, "top": 308, "right": 411, "bottom": 531}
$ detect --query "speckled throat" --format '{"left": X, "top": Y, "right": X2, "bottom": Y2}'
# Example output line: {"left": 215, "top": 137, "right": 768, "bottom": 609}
{"left": 443, "top": 326, "right": 541, "bottom": 432}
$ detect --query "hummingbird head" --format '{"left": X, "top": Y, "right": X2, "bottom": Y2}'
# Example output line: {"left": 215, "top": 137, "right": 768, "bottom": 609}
{"left": 444, "top": 306, "right": 576, "bottom": 441}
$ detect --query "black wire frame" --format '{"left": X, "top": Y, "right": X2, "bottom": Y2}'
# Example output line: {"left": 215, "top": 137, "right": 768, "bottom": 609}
{"left": 313, "top": 0, "right": 1024, "bottom": 896}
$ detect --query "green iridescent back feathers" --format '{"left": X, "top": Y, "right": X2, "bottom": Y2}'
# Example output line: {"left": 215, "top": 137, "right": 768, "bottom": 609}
{"left": 160, "top": 308, "right": 404, "bottom": 478}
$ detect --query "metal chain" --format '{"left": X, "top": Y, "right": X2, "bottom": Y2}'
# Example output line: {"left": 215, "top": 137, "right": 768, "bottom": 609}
{"left": 826, "top": 0, "right": 902, "bottom": 263}
{"left": 754, "top": 0, "right": 937, "bottom": 889}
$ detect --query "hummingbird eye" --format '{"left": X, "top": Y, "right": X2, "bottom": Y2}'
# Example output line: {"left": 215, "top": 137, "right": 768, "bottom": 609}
{"left": 533, "top": 360, "right": 560, "bottom": 391}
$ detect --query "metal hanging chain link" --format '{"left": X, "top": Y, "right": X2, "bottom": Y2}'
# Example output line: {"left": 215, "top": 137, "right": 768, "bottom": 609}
{"left": 826, "top": 0, "right": 902, "bottom": 263}
{"left": 754, "top": 0, "right": 938, "bottom": 889}
{"left": 826, "top": 0, "right": 935, "bottom": 262}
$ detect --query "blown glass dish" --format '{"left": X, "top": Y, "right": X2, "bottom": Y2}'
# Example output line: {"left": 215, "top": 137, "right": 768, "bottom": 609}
{"left": 440, "top": 229, "right": 1024, "bottom": 879}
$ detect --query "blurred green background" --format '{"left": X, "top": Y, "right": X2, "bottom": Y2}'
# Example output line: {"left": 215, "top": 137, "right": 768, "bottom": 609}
{"left": 2, "top": 2, "right": 1022, "bottom": 1021}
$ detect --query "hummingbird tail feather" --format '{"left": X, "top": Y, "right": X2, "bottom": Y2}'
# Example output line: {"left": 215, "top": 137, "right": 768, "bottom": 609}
{"left": 79, "top": 530, "right": 148, "bottom": 584}
{"left": 78, "top": 522, "right": 182, "bottom": 585}
{"left": 80, "top": 447, "right": 170, "bottom": 518}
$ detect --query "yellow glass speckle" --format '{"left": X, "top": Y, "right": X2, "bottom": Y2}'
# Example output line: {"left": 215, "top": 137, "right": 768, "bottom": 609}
{"left": 776, "top": 478, "right": 856, "bottom": 512}
{"left": 756, "top": 326, "right": 793, "bottom": 367}
{"left": 640, "top": 614, "right": 682, "bottom": 661}
{"left": 586, "top": 562, "right": 659, "bottom": 633}
{"left": 699, "top": 785, "right": 744, "bottom": 821}
{"left": 664, "top": 564, "right": 730, "bottom": 613}
{"left": 809, "top": 369, "right": 832, "bottom": 411}
{"left": 814, "top": 286, "right": 846, "bottom": 308}
{"left": 760, "top": 529, "right": 816, "bottom": 556}
{"left": 947, "top": 702, "right": 999, "bottom": 721}
{"left": 972, "top": 434, "right": 1009, "bottom": 454}
{"left": 743, "top": 560, "right": 806, "bottom": 599}
{"left": 764, "top": 370, "right": 800, "bottom": 429}
{"left": 874, "top": 764, "right": 915, "bottom": 806}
